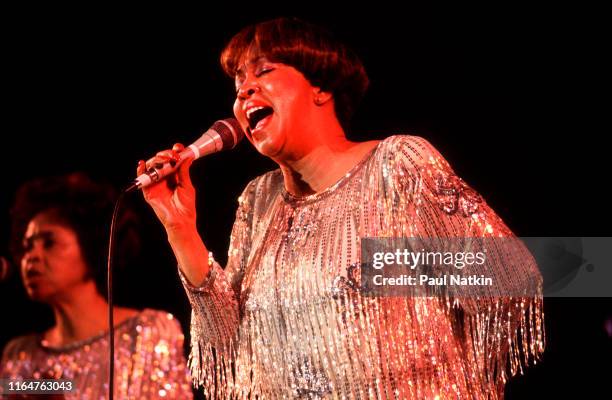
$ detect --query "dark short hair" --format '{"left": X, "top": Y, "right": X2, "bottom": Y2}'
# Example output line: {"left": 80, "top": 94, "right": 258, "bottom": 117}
{"left": 10, "top": 172, "right": 140, "bottom": 296}
{"left": 221, "top": 17, "right": 369, "bottom": 131}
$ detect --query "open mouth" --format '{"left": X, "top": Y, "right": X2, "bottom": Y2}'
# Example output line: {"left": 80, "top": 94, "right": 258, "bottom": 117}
{"left": 246, "top": 106, "right": 274, "bottom": 131}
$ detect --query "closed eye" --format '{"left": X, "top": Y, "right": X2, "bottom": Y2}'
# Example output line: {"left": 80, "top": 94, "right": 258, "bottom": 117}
{"left": 234, "top": 64, "right": 276, "bottom": 93}
{"left": 255, "top": 68, "right": 275, "bottom": 78}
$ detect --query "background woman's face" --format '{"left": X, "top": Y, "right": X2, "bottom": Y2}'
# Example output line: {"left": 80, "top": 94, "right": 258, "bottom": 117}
{"left": 20, "top": 212, "right": 91, "bottom": 302}
{"left": 233, "top": 57, "right": 319, "bottom": 160}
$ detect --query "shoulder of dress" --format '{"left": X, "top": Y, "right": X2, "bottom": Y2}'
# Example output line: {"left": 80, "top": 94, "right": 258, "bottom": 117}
{"left": 132, "top": 309, "right": 183, "bottom": 337}
{"left": 2, "top": 334, "right": 39, "bottom": 359}
{"left": 369, "top": 134, "right": 448, "bottom": 179}
{"left": 377, "top": 134, "right": 441, "bottom": 161}
{"left": 238, "top": 168, "right": 283, "bottom": 207}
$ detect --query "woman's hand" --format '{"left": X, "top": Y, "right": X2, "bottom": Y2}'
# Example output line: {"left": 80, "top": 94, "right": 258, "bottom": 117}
{"left": 137, "top": 143, "right": 197, "bottom": 233}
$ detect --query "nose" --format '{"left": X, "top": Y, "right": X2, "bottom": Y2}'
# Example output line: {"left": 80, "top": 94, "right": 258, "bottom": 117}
{"left": 237, "top": 81, "right": 260, "bottom": 101}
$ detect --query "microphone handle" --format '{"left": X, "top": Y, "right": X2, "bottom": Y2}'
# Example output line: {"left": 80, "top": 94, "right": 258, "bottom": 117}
{"left": 136, "top": 147, "right": 195, "bottom": 189}
{"left": 127, "top": 129, "right": 224, "bottom": 192}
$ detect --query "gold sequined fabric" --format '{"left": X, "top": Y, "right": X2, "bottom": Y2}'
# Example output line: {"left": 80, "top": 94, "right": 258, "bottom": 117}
{"left": 179, "top": 135, "right": 545, "bottom": 399}
{"left": 1, "top": 309, "right": 193, "bottom": 399}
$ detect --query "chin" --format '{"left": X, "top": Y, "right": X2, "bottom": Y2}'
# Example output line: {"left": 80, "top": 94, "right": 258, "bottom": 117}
{"left": 25, "top": 285, "right": 55, "bottom": 303}
{"left": 28, "top": 291, "right": 51, "bottom": 303}
{"left": 253, "top": 133, "right": 284, "bottom": 158}
{"left": 255, "top": 141, "right": 278, "bottom": 157}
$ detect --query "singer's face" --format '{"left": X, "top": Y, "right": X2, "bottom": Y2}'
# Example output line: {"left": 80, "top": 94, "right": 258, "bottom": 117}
{"left": 20, "top": 212, "right": 92, "bottom": 303}
{"left": 233, "top": 56, "right": 320, "bottom": 160}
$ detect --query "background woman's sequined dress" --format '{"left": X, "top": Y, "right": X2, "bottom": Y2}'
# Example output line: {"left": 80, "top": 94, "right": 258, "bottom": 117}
{"left": 1, "top": 309, "right": 193, "bottom": 399}
{"left": 179, "top": 135, "right": 545, "bottom": 399}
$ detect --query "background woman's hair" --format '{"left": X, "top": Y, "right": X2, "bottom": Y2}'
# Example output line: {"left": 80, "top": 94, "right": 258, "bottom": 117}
{"left": 221, "top": 17, "right": 369, "bottom": 131}
{"left": 9, "top": 172, "right": 141, "bottom": 297}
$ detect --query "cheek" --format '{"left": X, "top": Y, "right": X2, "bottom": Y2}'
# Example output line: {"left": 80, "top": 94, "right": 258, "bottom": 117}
{"left": 52, "top": 249, "right": 90, "bottom": 281}
{"left": 233, "top": 100, "right": 248, "bottom": 128}
{"left": 232, "top": 99, "right": 241, "bottom": 121}
{"left": 275, "top": 85, "right": 310, "bottom": 116}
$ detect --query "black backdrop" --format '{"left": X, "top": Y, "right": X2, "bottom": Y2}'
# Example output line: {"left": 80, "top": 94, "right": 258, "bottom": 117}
{"left": 1, "top": 4, "right": 609, "bottom": 398}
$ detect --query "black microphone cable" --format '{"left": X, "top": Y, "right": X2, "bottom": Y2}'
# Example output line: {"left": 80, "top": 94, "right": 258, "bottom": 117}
{"left": 106, "top": 188, "right": 130, "bottom": 400}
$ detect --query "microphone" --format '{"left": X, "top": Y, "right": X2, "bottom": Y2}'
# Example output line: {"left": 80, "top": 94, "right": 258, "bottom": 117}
{"left": 127, "top": 118, "right": 244, "bottom": 192}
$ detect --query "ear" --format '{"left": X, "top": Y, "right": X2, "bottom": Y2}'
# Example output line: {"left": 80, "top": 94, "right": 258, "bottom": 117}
{"left": 313, "top": 87, "right": 333, "bottom": 106}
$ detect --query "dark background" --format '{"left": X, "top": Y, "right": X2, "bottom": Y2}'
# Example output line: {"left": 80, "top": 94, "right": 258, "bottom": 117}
{"left": 1, "top": 4, "right": 609, "bottom": 398}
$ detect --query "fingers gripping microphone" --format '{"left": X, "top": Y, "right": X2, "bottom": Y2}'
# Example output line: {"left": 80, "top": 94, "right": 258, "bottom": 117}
{"left": 127, "top": 118, "right": 244, "bottom": 192}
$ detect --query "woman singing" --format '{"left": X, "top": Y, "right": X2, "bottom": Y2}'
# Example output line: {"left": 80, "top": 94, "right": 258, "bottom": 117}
{"left": 138, "top": 17, "right": 544, "bottom": 399}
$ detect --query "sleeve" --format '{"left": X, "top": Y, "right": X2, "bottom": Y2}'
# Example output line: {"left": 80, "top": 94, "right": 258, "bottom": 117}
{"left": 130, "top": 311, "right": 194, "bottom": 399}
{"left": 1, "top": 338, "right": 21, "bottom": 378}
{"left": 0, "top": 336, "right": 34, "bottom": 379}
{"left": 384, "top": 135, "right": 545, "bottom": 384}
{"left": 177, "top": 178, "right": 257, "bottom": 395}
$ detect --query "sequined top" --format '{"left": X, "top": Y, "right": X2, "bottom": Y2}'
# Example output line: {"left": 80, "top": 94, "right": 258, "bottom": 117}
{"left": 179, "top": 135, "right": 545, "bottom": 399}
{"left": 1, "top": 308, "right": 193, "bottom": 399}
